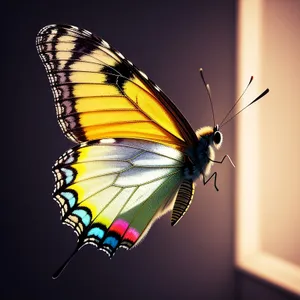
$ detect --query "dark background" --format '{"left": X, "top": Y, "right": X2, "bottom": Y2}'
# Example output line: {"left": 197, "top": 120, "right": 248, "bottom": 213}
{"left": 2, "top": 1, "right": 298, "bottom": 299}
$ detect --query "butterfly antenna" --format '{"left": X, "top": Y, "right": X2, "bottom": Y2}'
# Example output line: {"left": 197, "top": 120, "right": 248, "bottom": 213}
{"left": 220, "top": 76, "right": 254, "bottom": 126}
{"left": 52, "top": 247, "right": 79, "bottom": 279}
{"left": 199, "top": 68, "right": 215, "bottom": 127}
{"left": 220, "top": 88, "right": 270, "bottom": 128}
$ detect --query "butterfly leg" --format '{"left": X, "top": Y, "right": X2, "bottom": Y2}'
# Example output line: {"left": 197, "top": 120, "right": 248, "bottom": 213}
{"left": 203, "top": 172, "right": 219, "bottom": 191}
{"left": 209, "top": 154, "right": 235, "bottom": 168}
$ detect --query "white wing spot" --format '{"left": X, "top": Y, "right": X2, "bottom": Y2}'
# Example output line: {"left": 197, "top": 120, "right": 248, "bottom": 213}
{"left": 116, "top": 51, "right": 125, "bottom": 59}
{"left": 139, "top": 70, "right": 148, "bottom": 80}
{"left": 101, "top": 40, "right": 110, "bottom": 48}
{"left": 127, "top": 60, "right": 133, "bottom": 66}
{"left": 70, "top": 25, "right": 79, "bottom": 30}
{"left": 82, "top": 29, "right": 92, "bottom": 36}
{"left": 41, "top": 24, "right": 56, "bottom": 34}
{"left": 154, "top": 85, "right": 161, "bottom": 91}
{"left": 100, "top": 138, "right": 116, "bottom": 144}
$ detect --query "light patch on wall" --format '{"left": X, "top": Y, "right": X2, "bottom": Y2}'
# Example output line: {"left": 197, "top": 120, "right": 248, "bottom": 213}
{"left": 235, "top": 0, "right": 300, "bottom": 296}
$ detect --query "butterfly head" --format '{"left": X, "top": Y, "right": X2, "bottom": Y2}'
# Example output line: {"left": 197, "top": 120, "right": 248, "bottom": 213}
{"left": 212, "top": 124, "right": 223, "bottom": 149}
{"left": 195, "top": 125, "right": 223, "bottom": 150}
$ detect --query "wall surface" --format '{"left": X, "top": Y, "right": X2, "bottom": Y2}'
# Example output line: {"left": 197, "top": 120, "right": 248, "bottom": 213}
{"left": 3, "top": 1, "right": 236, "bottom": 300}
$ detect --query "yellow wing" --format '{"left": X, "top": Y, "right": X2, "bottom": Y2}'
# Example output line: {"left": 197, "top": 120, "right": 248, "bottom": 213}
{"left": 36, "top": 24, "right": 198, "bottom": 150}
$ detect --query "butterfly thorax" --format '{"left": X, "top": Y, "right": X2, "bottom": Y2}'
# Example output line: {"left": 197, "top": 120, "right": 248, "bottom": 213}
{"left": 184, "top": 126, "right": 223, "bottom": 181}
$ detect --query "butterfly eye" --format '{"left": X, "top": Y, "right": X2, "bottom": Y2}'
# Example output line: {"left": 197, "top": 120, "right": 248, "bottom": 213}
{"left": 213, "top": 131, "right": 222, "bottom": 145}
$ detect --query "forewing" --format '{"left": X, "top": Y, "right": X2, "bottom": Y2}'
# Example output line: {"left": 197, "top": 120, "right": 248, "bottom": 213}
{"left": 36, "top": 24, "right": 198, "bottom": 150}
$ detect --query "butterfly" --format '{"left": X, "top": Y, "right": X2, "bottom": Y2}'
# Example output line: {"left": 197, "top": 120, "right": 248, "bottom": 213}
{"left": 36, "top": 24, "right": 269, "bottom": 279}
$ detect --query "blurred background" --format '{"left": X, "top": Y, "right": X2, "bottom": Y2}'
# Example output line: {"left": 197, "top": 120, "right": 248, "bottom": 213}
{"left": 235, "top": 1, "right": 300, "bottom": 299}
{"left": 2, "top": 0, "right": 299, "bottom": 299}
